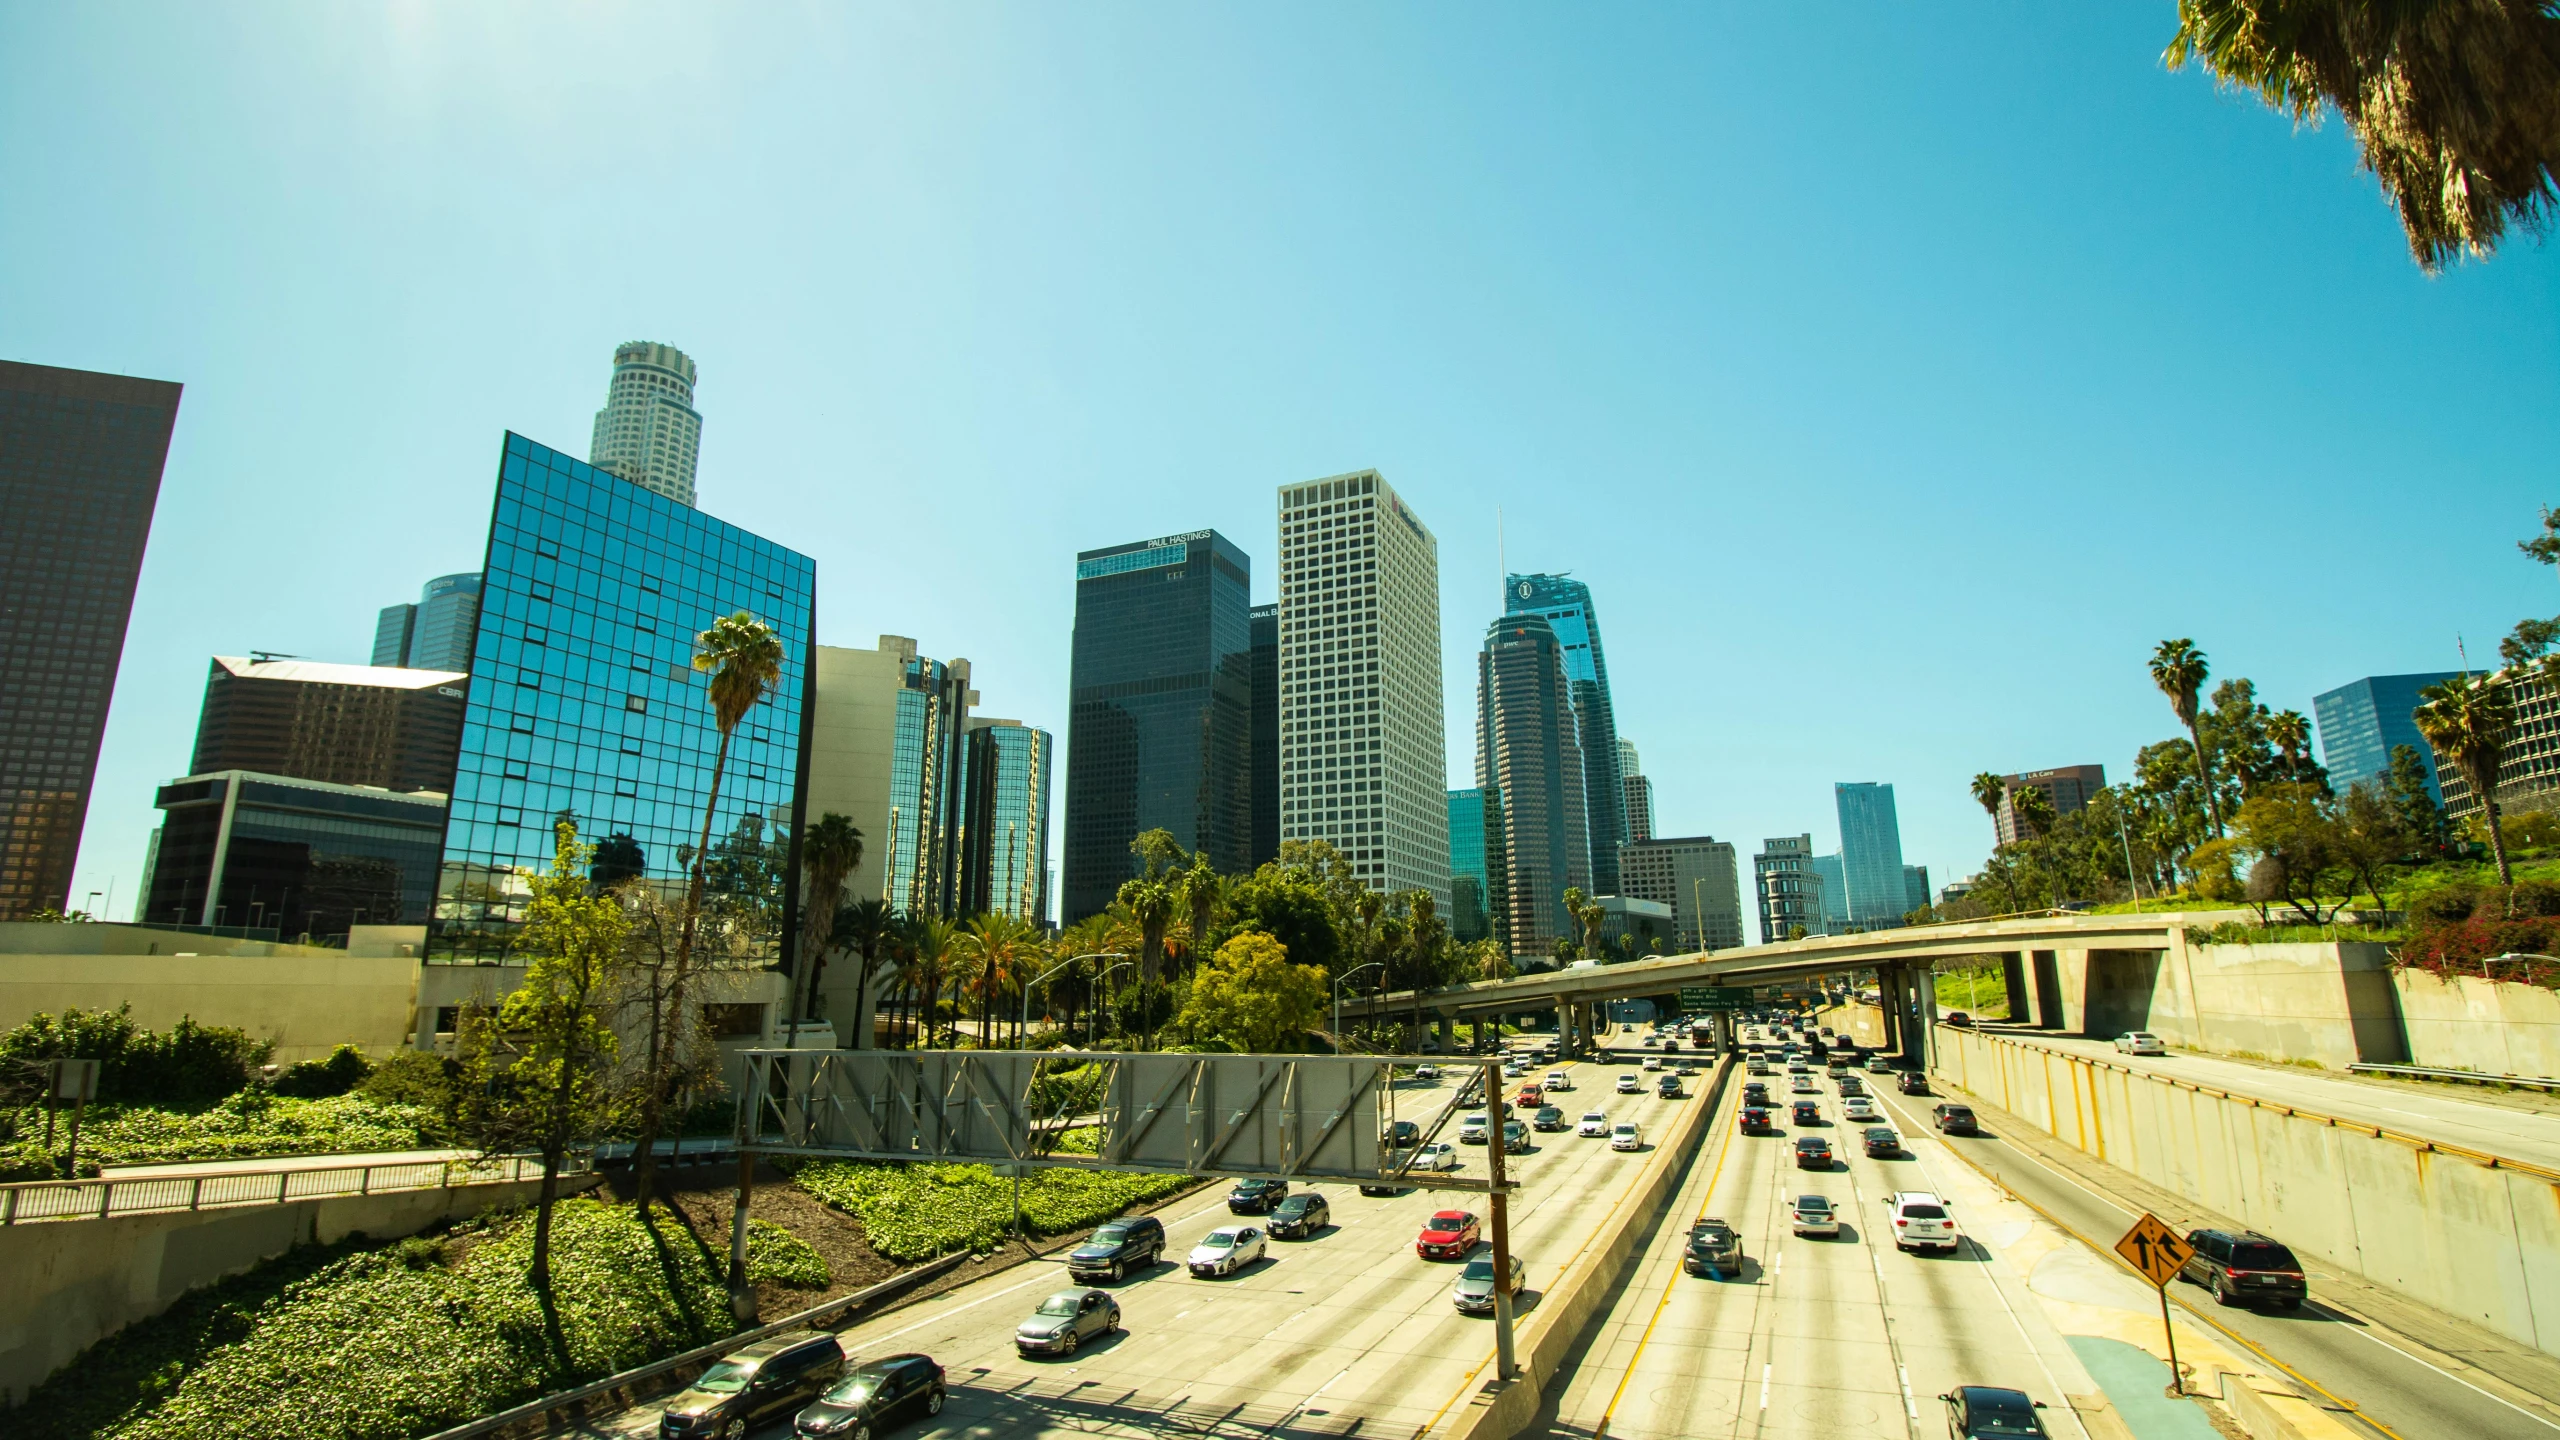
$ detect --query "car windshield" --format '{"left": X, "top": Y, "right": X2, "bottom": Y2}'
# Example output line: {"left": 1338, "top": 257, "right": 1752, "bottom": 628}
{"left": 1199, "top": 1233, "right": 1236, "bottom": 1249}
{"left": 1090, "top": 1225, "right": 1129, "bottom": 1245}
{"left": 1584, "top": 1113, "right": 1605, "bottom": 1122}
{"left": 1430, "top": 1213, "right": 1469, "bottom": 1228}
{"left": 1461, "top": 1258, "right": 1497, "bottom": 1279}
{"left": 821, "top": 1377, "right": 879, "bottom": 1404}
{"left": 1945, "top": 1107, "right": 1973, "bottom": 1117}
{"left": 1277, "top": 1196, "right": 1311, "bottom": 1213}
{"left": 1036, "top": 1293, "right": 1083, "bottom": 1316}
{"left": 2232, "top": 1243, "right": 2299, "bottom": 1270}
{"left": 1614, "top": 1125, "right": 1636, "bottom": 1135}
{"left": 1963, "top": 1390, "right": 2042, "bottom": 1433}
{"left": 693, "top": 1361, "right": 755, "bottom": 1394}
{"left": 1900, "top": 1203, "right": 1947, "bottom": 1219}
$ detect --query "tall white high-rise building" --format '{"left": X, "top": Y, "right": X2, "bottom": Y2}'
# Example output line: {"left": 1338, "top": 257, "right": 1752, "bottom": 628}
{"left": 1276, "top": 470, "right": 1449, "bottom": 905}
{"left": 589, "top": 341, "right": 703, "bottom": 506}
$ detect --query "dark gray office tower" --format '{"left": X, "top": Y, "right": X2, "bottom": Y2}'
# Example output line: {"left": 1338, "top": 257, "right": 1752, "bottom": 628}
{"left": 0, "top": 361, "right": 183, "bottom": 919}
{"left": 1064, "top": 530, "right": 1254, "bottom": 921}
{"left": 191, "top": 656, "right": 466, "bottom": 795}
{"left": 1505, "top": 574, "right": 1622, "bottom": 894}
{"left": 1477, "top": 612, "right": 1590, "bottom": 956}
{"left": 1249, "top": 602, "right": 1280, "bottom": 867}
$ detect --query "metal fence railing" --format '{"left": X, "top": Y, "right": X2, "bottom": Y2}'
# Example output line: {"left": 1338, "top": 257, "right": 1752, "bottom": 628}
{"left": 0, "top": 1153, "right": 578, "bottom": 1225}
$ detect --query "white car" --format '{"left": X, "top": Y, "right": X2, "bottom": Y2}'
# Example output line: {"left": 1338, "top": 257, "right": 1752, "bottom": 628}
{"left": 1642, "top": 1055, "right": 1664, "bottom": 1071}
{"left": 1577, "top": 1110, "right": 1610, "bottom": 1137}
{"left": 1187, "top": 1225, "right": 1266, "bottom": 1277}
{"left": 1545, "top": 1071, "right": 1572, "bottom": 1091}
{"left": 1410, "top": 1141, "right": 1462, "bottom": 1172}
{"left": 1842, "top": 1097, "right": 1880, "bottom": 1123}
{"left": 1458, "top": 1112, "right": 1491, "bottom": 1144}
{"left": 1611, "top": 1122, "right": 1643, "bottom": 1151}
{"left": 1616, "top": 1073, "right": 1642, "bottom": 1094}
{"left": 1791, "top": 1194, "right": 1840, "bottom": 1238}
{"left": 2115, "top": 1032, "right": 2167, "bottom": 1056}
{"left": 1414, "top": 1065, "right": 1441, "bottom": 1081}
{"left": 1884, "top": 1191, "right": 1960, "bottom": 1253}
{"left": 1642, "top": 1036, "right": 1660, "bottom": 1047}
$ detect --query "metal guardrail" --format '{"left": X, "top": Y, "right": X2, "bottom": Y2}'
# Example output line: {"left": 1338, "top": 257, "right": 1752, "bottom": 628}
{"left": 2349, "top": 1060, "right": 2560, "bottom": 1093}
{"left": 0, "top": 1153, "right": 579, "bottom": 1225}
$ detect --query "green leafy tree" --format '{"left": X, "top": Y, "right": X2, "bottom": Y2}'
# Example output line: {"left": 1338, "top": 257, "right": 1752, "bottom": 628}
{"left": 634, "top": 610, "right": 782, "bottom": 1211}
{"left": 2413, "top": 672, "right": 2518, "bottom": 884}
{"left": 2385, "top": 744, "right": 2447, "bottom": 854}
{"left": 459, "top": 821, "right": 625, "bottom": 1303}
{"left": 1223, "top": 860, "right": 1347, "bottom": 978}
{"left": 2164, "top": 0, "right": 2560, "bottom": 271}
{"left": 2333, "top": 781, "right": 2412, "bottom": 908}
{"left": 1179, "top": 932, "right": 1327, "bottom": 1053}
{"left": 2232, "top": 782, "right": 2345, "bottom": 922}
{"left": 2150, "top": 639, "right": 2225, "bottom": 837}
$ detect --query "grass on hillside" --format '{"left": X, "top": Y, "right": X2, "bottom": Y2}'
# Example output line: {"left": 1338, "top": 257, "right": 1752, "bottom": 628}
{"left": 791, "top": 1159, "right": 1194, "bottom": 1262}
{"left": 15, "top": 1198, "right": 828, "bottom": 1440}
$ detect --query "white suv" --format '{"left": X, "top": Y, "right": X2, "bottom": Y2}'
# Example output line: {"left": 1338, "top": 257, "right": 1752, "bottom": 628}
{"left": 1885, "top": 1191, "right": 1960, "bottom": 1254}
{"left": 1458, "top": 1113, "right": 1490, "bottom": 1144}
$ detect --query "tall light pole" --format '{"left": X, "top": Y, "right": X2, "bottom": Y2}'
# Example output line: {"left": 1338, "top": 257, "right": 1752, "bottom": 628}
{"left": 1333, "top": 961, "right": 1384, "bottom": 1050}
{"left": 1024, "top": 953, "right": 1126, "bottom": 1048}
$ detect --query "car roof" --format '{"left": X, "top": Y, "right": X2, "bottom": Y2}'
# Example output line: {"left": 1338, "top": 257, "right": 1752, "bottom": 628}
{"left": 1428, "top": 1209, "right": 1472, "bottom": 1222}
{"left": 1890, "top": 1190, "right": 1944, "bottom": 1204}
{"left": 1957, "top": 1385, "right": 2036, "bottom": 1407}
{"left": 728, "top": 1329, "right": 830, "bottom": 1361}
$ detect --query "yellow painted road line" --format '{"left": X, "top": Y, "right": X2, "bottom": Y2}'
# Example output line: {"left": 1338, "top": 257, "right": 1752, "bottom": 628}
{"left": 1593, "top": 1076, "right": 1744, "bottom": 1438}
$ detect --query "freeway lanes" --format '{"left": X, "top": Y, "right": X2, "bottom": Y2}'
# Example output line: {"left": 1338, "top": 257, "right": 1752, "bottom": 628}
{"left": 578, "top": 1053, "right": 1705, "bottom": 1440}
{"left": 1540, "top": 1064, "right": 2109, "bottom": 1440}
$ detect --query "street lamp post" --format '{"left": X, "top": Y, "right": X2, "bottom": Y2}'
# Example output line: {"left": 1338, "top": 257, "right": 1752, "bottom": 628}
{"left": 1332, "top": 962, "right": 1384, "bottom": 1051}
{"left": 1024, "top": 952, "right": 1125, "bottom": 1049}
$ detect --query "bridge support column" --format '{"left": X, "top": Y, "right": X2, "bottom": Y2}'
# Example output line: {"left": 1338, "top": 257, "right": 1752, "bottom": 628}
{"left": 2002, "top": 953, "right": 2030, "bottom": 1023}
{"left": 1875, "top": 965, "right": 1902, "bottom": 1054}
{"left": 1437, "top": 1010, "right": 1455, "bottom": 1052}
{"left": 2030, "top": 950, "right": 2064, "bottom": 1029}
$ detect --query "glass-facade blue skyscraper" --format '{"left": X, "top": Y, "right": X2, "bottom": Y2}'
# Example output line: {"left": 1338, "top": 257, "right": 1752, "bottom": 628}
{"left": 1447, "top": 787, "right": 1491, "bottom": 943}
{"left": 960, "top": 718, "right": 1052, "bottom": 923}
{"left": 2315, "top": 672, "right": 2461, "bottom": 803}
{"left": 1064, "top": 530, "right": 1254, "bottom": 921}
{"left": 886, "top": 653, "right": 972, "bottom": 917}
{"left": 430, "top": 433, "right": 815, "bottom": 963}
{"left": 1505, "top": 573, "right": 1621, "bottom": 894}
{"left": 1833, "top": 782, "right": 1907, "bottom": 931}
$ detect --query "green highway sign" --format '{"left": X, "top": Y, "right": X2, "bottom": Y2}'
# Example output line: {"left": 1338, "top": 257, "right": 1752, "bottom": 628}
{"left": 1680, "top": 985, "right": 1748, "bottom": 1011}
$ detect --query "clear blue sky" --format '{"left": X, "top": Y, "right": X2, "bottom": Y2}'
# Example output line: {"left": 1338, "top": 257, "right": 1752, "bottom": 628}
{"left": 6, "top": 6, "right": 2553, "bottom": 932}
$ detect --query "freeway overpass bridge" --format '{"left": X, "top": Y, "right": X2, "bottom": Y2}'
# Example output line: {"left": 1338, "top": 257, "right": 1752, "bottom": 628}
{"left": 1339, "top": 911, "right": 2208, "bottom": 1062}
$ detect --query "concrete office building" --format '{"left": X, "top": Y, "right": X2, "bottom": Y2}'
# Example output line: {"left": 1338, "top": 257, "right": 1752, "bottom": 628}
{"left": 1618, "top": 739, "right": 1654, "bottom": 843}
{"left": 1478, "top": 613, "right": 1590, "bottom": 954}
{"left": 1506, "top": 574, "right": 1624, "bottom": 894}
{"left": 1448, "top": 787, "right": 1494, "bottom": 944}
{"left": 141, "top": 771, "right": 447, "bottom": 938}
{"left": 1250, "top": 603, "right": 1280, "bottom": 867}
{"left": 1063, "top": 530, "right": 1254, "bottom": 921}
{"left": 2315, "top": 674, "right": 2461, "bottom": 804}
{"left": 373, "top": 573, "right": 485, "bottom": 673}
{"left": 1620, "top": 835, "right": 1745, "bottom": 952}
{"left": 1277, "top": 471, "right": 1449, "bottom": 904}
{"left": 190, "top": 656, "right": 467, "bottom": 796}
{"left": 429, "top": 434, "right": 813, "bottom": 962}
{"left": 0, "top": 361, "right": 183, "bottom": 919}
{"left": 1754, "top": 834, "right": 1826, "bottom": 944}
{"left": 1835, "top": 782, "right": 1908, "bottom": 931}
{"left": 1591, "top": 894, "right": 1676, "bottom": 957}
{"left": 589, "top": 341, "right": 703, "bottom": 507}
{"left": 960, "top": 718, "right": 1053, "bottom": 924}
{"left": 2433, "top": 669, "right": 2560, "bottom": 826}
{"left": 1994, "top": 763, "right": 2108, "bottom": 845}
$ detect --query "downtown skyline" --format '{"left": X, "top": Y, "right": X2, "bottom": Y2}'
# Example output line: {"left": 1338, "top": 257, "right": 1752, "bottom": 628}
{"left": 6, "top": 7, "right": 2551, "bottom": 929}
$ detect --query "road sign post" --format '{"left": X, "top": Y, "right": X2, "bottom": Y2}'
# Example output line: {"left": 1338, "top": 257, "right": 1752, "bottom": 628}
{"left": 2113, "top": 1212, "right": 2196, "bottom": 1396}
{"left": 1483, "top": 1056, "right": 1517, "bottom": 1381}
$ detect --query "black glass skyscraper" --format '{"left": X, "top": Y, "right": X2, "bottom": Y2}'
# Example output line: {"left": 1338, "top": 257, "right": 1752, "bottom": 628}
{"left": 1477, "top": 612, "right": 1589, "bottom": 955}
{"left": 1505, "top": 573, "right": 1622, "bottom": 894}
{"left": 1249, "top": 602, "right": 1279, "bottom": 867}
{"left": 1064, "top": 530, "right": 1253, "bottom": 921}
{"left": 0, "top": 361, "right": 182, "bottom": 919}
{"left": 430, "top": 434, "right": 815, "bottom": 963}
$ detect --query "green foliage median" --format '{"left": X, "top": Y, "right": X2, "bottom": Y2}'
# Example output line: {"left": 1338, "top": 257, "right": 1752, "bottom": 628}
{"left": 16, "top": 1198, "right": 827, "bottom": 1440}
{"left": 792, "top": 1160, "right": 1193, "bottom": 1262}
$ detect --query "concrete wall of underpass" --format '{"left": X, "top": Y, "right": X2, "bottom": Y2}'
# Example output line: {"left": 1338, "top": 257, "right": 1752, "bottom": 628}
{"left": 1928, "top": 1023, "right": 2560, "bottom": 1357}
{"left": 2392, "top": 968, "right": 2560, "bottom": 1078}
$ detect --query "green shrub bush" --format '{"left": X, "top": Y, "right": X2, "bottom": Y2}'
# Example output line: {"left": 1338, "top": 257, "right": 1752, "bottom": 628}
{"left": 0, "top": 1005, "right": 271, "bottom": 1107}
{"left": 791, "top": 1159, "right": 1191, "bottom": 1261}
{"left": 272, "top": 1045, "right": 375, "bottom": 1099}
{"left": 15, "top": 1198, "right": 827, "bottom": 1440}
{"left": 56, "top": 1092, "right": 441, "bottom": 1168}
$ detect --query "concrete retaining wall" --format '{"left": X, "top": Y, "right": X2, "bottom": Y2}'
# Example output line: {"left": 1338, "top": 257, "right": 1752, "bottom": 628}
{"left": 0, "top": 1171, "right": 592, "bottom": 1405}
{"left": 2392, "top": 969, "right": 2560, "bottom": 1078}
{"left": 1930, "top": 1024, "right": 2560, "bottom": 1356}
{"left": 1444, "top": 1055, "right": 1727, "bottom": 1440}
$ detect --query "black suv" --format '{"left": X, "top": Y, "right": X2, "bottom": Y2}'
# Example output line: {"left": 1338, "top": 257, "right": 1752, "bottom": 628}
{"left": 1932, "top": 1103, "right": 1978, "bottom": 1136}
{"left": 1268, "top": 1190, "right": 1332, "bottom": 1239}
{"left": 1897, "top": 1069, "right": 1931, "bottom": 1095}
{"left": 794, "top": 1352, "right": 945, "bottom": 1438}
{"left": 661, "top": 1331, "right": 844, "bottom": 1438}
{"left": 1939, "top": 1385, "right": 2049, "bottom": 1438}
{"left": 1683, "top": 1218, "right": 1743, "bottom": 1277}
{"left": 2181, "top": 1228, "right": 2308, "bottom": 1309}
{"left": 1065, "top": 1215, "right": 1165, "bottom": 1283}
{"left": 1228, "top": 1178, "right": 1290, "bottom": 1214}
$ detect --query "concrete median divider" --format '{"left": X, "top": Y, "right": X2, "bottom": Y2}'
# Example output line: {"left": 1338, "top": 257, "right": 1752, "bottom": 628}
{"left": 1437, "top": 1053, "right": 1733, "bottom": 1440}
{"left": 1931, "top": 1022, "right": 2560, "bottom": 1357}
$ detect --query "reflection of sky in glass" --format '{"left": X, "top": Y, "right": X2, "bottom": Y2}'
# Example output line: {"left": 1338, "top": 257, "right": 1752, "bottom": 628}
{"left": 968, "top": 722, "right": 1052, "bottom": 922}
{"left": 430, "top": 433, "right": 813, "bottom": 960}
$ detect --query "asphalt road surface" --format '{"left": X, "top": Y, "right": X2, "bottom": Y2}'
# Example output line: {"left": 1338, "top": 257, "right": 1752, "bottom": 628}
{"left": 583, "top": 1049, "right": 1704, "bottom": 1440}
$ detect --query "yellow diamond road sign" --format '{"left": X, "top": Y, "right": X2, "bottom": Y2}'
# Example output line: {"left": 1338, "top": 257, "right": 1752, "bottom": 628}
{"left": 2114, "top": 1212, "right": 2193, "bottom": 1288}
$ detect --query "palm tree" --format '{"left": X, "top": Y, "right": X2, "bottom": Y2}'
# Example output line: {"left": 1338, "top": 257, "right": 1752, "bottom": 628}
{"left": 1971, "top": 772, "right": 2010, "bottom": 845}
{"left": 908, "top": 916, "right": 964, "bottom": 1049}
{"left": 1175, "top": 860, "right": 1222, "bottom": 977}
{"left": 2414, "top": 673, "right": 2518, "bottom": 885}
{"left": 2164, "top": 0, "right": 2560, "bottom": 271}
{"left": 1117, "top": 877, "right": 1174, "bottom": 987}
{"left": 963, "top": 912, "right": 1041, "bottom": 1045}
{"left": 2150, "top": 639, "right": 2224, "bottom": 838}
{"left": 634, "top": 610, "right": 783, "bottom": 1212}
{"left": 2010, "top": 785, "right": 2058, "bottom": 841}
{"left": 835, "top": 897, "right": 894, "bottom": 1049}
{"left": 2267, "top": 710, "right": 2313, "bottom": 781}
{"left": 794, "top": 813, "right": 863, "bottom": 1045}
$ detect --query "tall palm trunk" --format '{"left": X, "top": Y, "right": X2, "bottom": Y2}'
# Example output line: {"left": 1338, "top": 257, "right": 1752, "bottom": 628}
{"left": 634, "top": 723, "right": 733, "bottom": 1210}
{"left": 2184, "top": 720, "right": 2223, "bottom": 838}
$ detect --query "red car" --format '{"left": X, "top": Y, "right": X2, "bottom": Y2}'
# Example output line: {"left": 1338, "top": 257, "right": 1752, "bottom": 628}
{"left": 1417, "top": 1210, "right": 1481, "bottom": 1260}
{"left": 1515, "top": 1085, "right": 1543, "bottom": 1108}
